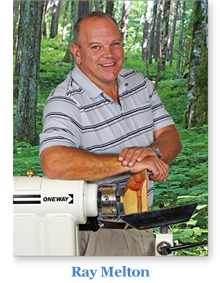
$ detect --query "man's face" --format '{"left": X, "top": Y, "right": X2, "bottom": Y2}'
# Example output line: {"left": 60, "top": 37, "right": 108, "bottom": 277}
{"left": 72, "top": 17, "right": 124, "bottom": 90}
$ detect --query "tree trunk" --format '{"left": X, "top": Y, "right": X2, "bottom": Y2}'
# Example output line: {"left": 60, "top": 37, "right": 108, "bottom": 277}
{"left": 42, "top": 1, "right": 51, "bottom": 37}
{"left": 13, "top": 0, "right": 20, "bottom": 53}
{"left": 14, "top": 1, "right": 44, "bottom": 145}
{"left": 161, "top": 0, "right": 171, "bottom": 71}
{"left": 155, "top": 1, "right": 162, "bottom": 89}
{"left": 63, "top": 1, "right": 77, "bottom": 66}
{"left": 175, "top": 0, "right": 186, "bottom": 79}
{"left": 154, "top": 1, "right": 162, "bottom": 62}
{"left": 13, "top": 1, "right": 25, "bottom": 100}
{"left": 142, "top": 1, "right": 153, "bottom": 62}
{"left": 94, "top": 1, "right": 104, "bottom": 12}
{"left": 62, "top": 1, "right": 70, "bottom": 41}
{"left": 168, "top": 1, "right": 179, "bottom": 67}
{"left": 187, "top": 25, "right": 208, "bottom": 128}
{"left": 78, "top": 1, "right": 89, "bottom": 18}
{"left": 181, "top": 42, "right": 191, "bottom": 77}
{"left": 120, "top": 1, "right": 131, "bottom": 39}
{"left": 50, "top": 1, "right": 62, "bottom": 39}
{"left": 148, "top": 1, "right": 157, "bottom": 64}
{"left": 187, "top": 1, "right": 204, "bottom": 92}
{"left": 184, "top": 0, "right": 208, "bottom": 128}
{"left": 106, "top": 0, "right": 114, "bottom": 17}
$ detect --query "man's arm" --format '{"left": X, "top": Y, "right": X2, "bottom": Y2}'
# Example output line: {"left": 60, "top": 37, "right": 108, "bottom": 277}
{"left": 40, "top": 144, "right": 170, "bottom": 181}
{"left": 40, "top": 146, "right": 129, "bottom": 180}
{"left": 118, "top": 125, "right": 182, "bottom": 167}
{"left": 152, "top": 124, "right": 182, "bottom": 163}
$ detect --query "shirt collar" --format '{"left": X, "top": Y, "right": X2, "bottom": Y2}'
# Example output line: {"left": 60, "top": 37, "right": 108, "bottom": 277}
{"left": 71, "top": 65, "right": 103, "bottom": 99}
{"left": 117, "top": 72, "right": 129, "bottom": 96}
{"left": 71, "top": 65, "right": 129, "bottom": 99}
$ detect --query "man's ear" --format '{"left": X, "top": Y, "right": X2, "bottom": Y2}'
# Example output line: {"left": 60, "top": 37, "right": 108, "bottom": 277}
{"left": 71, "top": 44, "right": 82, "bottom": 65}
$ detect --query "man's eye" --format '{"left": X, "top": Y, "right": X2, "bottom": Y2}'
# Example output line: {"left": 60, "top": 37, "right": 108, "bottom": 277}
{"left": 112, "top": 42, "right": 120, "bottom": 47}
{"left": 91, "top": 46, "right": 100, "bottom": 50}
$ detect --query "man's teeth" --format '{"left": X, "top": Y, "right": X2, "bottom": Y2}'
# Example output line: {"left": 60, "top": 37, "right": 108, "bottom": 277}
{"left": 101, "top": 63, "right": 115, "bottom": 67}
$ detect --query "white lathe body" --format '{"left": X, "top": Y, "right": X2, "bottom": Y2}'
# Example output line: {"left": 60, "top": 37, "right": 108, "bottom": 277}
{"left": 13, "top": 176, "right": 97, "bottom": 256}
{"left": 13, "top": 174, "right": 201, "bottom": 256}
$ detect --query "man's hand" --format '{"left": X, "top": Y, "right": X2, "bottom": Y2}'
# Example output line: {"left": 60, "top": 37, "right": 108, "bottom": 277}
{"left": 117, "top": 125, "right": 182, "bottom": 181}
{"left": 129, "top": 156, "right": 169, "bottom": 182}
{"left": 118, "top": 147, "right": 157, "bottom": 167}
{"left": 117, "top": 146, "right": 168, "bottom": 181}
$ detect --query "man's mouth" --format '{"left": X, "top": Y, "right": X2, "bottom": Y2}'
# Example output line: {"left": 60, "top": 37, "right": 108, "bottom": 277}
{"left": 100, "top": 62, "right": 115, "bottom": 67}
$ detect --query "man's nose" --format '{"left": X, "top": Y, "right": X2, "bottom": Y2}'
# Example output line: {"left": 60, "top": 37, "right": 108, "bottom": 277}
{"left": 103, "top": 46, "right": 113, "bottom": 58}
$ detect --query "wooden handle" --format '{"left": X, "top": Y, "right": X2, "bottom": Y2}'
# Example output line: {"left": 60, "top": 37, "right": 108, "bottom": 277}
{"left": 121, "top": 170, "right": 149, "bottom": 215}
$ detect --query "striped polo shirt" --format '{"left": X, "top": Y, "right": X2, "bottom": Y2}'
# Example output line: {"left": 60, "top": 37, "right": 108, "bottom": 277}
{"left": 40, "top": 65, "right": 174, "bottom": 209}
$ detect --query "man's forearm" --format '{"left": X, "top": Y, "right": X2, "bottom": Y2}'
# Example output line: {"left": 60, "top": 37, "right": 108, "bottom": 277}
{"left": 152, "top": 125, "right": 182, "bottom": 164}
{"left": 40, "top": 125, "right": 181, "bottom": 181}
{"left": 41, "top": 146, "right": 129, "bottom": 180}
{"left": 118, "top": 125, "right": 182, "bottom": 168}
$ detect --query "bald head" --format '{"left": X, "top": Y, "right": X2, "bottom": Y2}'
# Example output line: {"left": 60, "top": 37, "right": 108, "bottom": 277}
{"left": 73, "top": 12, "right": 121, "bottom": 47}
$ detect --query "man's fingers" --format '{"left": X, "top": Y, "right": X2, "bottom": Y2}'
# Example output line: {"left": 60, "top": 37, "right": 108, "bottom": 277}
{"left": 118, "top": 147, "right": 168, "bottom": 181}
{"left": 136, "top": 149, "right": 157, "bottom": 162}
{"left": 118, "top": 147, "right": 156, "bottom": 167}
{"left": 149, "top": 161, "right": 169, "bottom": 181}
{"left": 127, "top": 149, "right": 144, "bottom": 167}
{"left": 118, "top": 147, "right": 140, "bottom": 166}
{"left": 130, "top": 156, "right": 169, "bottom": 182}
{"left": 118, "top": 148, "right": 129, "bottom": 163}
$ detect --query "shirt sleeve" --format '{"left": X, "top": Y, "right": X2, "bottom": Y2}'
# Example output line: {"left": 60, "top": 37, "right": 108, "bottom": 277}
{"left": 147, "top": 78, "right": 174, "bottom": 131}
{"left": 39, "top": 92, "right": 82, "bottom": 156}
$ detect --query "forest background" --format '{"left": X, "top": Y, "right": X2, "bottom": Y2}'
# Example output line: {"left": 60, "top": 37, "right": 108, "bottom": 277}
{"left": 13, "top": 0, "right": 208, "bottom": 256}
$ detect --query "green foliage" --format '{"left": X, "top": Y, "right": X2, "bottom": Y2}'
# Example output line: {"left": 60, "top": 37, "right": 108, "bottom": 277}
{"left": 39, "top": 36, "right": 71, "bottom": 91}
{"left": 113, "top": 0, "right": 146, "bottom": 56}
{"left": 13, "top": 20, "right": 208, "bottom": 256}
{"left": 13, "top": 35, "right": 71, "bottom": 176}
{"left": 13, "top": 140, "right": 43, "bottom": 176}
{"left": 152, "top": 125, "right": 208, "bottom": 255}
{"left": 123, "top": 57, "right": 207, "bottom": 256}
{"left": 156, "top": 78, "right": 188, "bottom": 125}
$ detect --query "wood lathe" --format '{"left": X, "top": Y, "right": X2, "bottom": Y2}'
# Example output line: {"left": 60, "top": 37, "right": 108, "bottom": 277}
{"left": 13, "top": 170, "right": 207, "bottom": 256}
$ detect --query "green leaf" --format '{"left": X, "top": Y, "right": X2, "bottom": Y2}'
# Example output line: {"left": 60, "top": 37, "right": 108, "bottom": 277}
{"left": 186, "top": 218, "right": 197, "bottom": 226}
{"left": 196, "top": 204, "right": 208, "bottom": 210}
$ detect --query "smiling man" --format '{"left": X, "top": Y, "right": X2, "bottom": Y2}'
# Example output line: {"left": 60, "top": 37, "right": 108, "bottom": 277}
{"left": 40, "top": 12, "right": 182, "bottom": 256}
{"left": 71, "top": 15, "right": 124, "bottom": 102}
